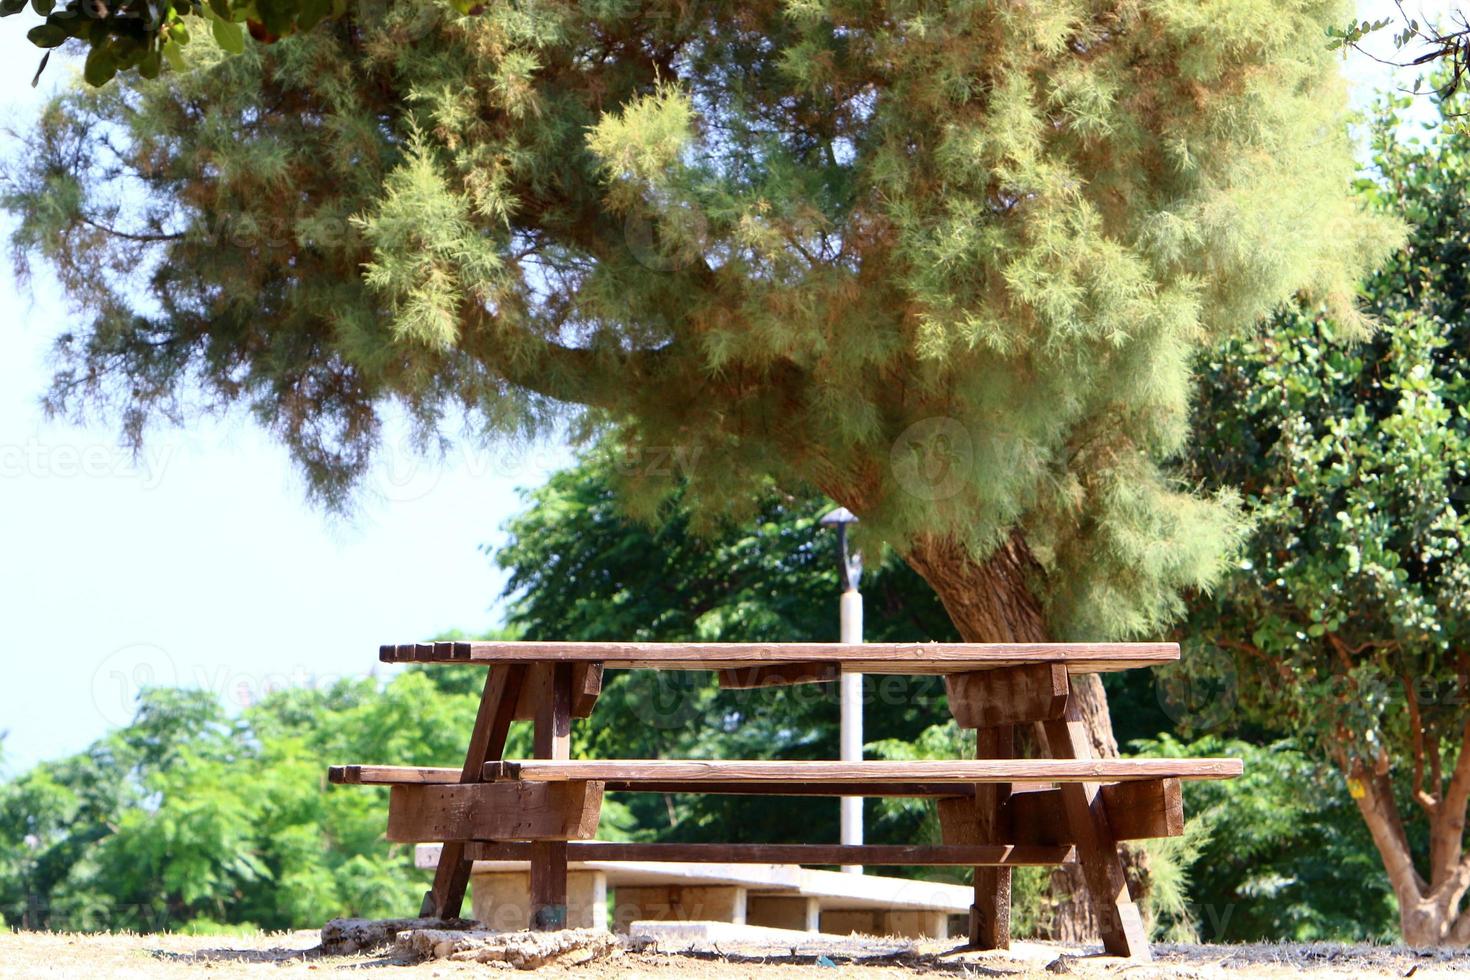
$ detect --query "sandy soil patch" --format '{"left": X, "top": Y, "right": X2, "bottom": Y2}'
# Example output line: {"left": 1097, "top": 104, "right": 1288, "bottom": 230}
{"left": 3, "top": 928, "right": 1470, "bottom": 978}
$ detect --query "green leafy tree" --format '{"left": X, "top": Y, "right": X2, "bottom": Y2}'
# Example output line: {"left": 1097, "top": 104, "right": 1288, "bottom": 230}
{"left": 1139, "top": 735, "right": 1397, "bottom": 942}
{"left": 1184, "top": 94, "right": 1470, "bottom": 945}
{"left": 2, "top": 0, "right": 1395, "bottom": 938}
{"left": 0, "top": 673, "right": 484, "bottom": 931}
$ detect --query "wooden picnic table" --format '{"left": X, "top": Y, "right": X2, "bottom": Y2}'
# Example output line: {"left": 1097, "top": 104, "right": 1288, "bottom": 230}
{"left": 329, "top": 640, "right": 1241, "bottom": 961}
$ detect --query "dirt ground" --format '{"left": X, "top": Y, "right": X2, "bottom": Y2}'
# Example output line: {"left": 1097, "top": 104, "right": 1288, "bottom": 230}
{"left": 3, "top": 928, "right": 1470, "bottom": 979}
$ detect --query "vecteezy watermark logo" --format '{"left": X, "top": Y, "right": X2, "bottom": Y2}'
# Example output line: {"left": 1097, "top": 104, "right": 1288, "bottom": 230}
{"left": 625, "top": 671, "right": 707, "bottom": 729}
{"left": 1155, "top": 646, "right": 1238, "bottom": 734}
{"left": 0, "top": 440, "right": 174, "bottom": 489}
{"left": 91, "top": 644, "right": 180, "bottom": 727}
{"left": 367, "top": 436, "right": 567, "bottom": 504}
{"left": 623, "top": 203, "right": 710, "bottom": 273}
{"left": 890, "top": 416, "right": 974, "bottom": 501}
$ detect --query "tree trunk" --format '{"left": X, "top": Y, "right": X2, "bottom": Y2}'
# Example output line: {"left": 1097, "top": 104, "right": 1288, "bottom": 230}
{"left": 1348, "top": 753, "right": 1470, "bottom": 946}
{"left": 905, "top": 529, "right": 1151, "bottom": 943}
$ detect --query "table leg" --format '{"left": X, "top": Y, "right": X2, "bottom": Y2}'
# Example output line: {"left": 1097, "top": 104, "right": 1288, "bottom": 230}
{"left": 971, "top": 725, "right": 1013, "bottom": 949}
{"left": 529, "top": 841, "right": 569, "bottom": 930}
{"left": 420, "top": 663, "right": 527, "bottom": 920}
{"left": 530, "top": 663, "right": 573, "bottom": 930}
{"left": 533, "top": 662, "right": 573, "bottom": 760}
{"left": 1042, "top": 700, "right": 1151, "bottom": 960}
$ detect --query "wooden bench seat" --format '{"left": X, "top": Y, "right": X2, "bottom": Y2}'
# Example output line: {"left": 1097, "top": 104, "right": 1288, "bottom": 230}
{"left": 464, "top": 841, "right": 1076, "bottom": 867}
{"left": 332, "top": 759, "right": 1239, "bottom": 789}
{"left": 378, "top": 640, "right": 1177, "bottom": 674}
{"left": 332, "top": 761, "right": 1216, "bottom": 855}
{"left": 480, "top": 758, "right": 1241, "bottom": 784}
{"left": 330, "top": 765, "right": 1029, "bottom": 797}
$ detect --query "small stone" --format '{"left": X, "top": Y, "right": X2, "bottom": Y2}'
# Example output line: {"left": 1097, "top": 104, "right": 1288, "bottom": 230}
{"left": 320, "top": 916, "right": 476, "bottom": 956}
{"left": 1046, "top": 954, "right": 1074, "bottom": 974}
{"left": 394, "top": 927, "right": 654, "bottom": 970}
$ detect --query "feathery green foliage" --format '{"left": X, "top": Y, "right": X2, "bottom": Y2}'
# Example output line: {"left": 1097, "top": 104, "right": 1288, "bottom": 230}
{"left": 2, "top": 0, "right": 1395, "bottom": 642}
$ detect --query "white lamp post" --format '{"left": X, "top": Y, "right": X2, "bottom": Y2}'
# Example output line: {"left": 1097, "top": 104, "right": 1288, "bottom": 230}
{"left": 820, "top": 506, "right": 863, "bottom": 874}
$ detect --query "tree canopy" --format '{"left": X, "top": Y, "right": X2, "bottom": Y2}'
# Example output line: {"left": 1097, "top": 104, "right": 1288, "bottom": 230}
{"left": 0, "top": 677, "right": 485, "bottom": 931}
{"left": 1182, "top": 92, "right": 1470, "bottom": 946}
{"left": 2, "top": 0, "right": 1396, "bottom": 647}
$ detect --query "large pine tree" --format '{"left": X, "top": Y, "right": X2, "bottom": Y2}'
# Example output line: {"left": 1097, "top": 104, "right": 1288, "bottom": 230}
{"left": 4, "top": 0, "right": 1395, "bottom": 939}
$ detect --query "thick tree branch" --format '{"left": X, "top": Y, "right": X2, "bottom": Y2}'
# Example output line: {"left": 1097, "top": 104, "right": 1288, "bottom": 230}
{"left": 1431, "top": 719, "right": 1470, "bottom": 888}
{"left": 1345, "top": 753, "right": 1427, "bottom": 905}
{"left": 1405, "top": 673, "right": 1440, "bottom": 814}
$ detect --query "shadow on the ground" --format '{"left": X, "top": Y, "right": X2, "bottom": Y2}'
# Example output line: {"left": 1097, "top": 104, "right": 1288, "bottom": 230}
{"left": 147, "top": 944, "right": 325, "bottom": 965}
{"left": 143, "top": 940, "right": 1082, "bottom": 975}
{"left": 145, "top": 943, "right": 414, "bottom": 969}
{"left": 628, "top": 946, "right": 1049, "bottom": 976}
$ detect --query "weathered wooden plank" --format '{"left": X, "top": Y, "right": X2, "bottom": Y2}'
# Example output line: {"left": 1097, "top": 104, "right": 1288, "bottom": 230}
{"left": 515, "top": 662, "right": 603, "bottom": 722}
{"left": 330, "top": 765, "right": 459, "bottom": 785}
{"left": 946, "top": 663, "right": 1069, "bottom": 729}
{"left": 495, "top": 758, "right": 1241, "bottom": 784}
{"left": 530, "top": 663, "right": 575, "bottom": 930}
{"left": 717, "top": 663, "right": 840, "bottom": 689}
{"left": 1044, "top": 701, "right": 1152, "bottom": 960}
{"left": 1097, "top": 778, "right": 1184, "bottom": 841}
{"left": 533, "top": 663, "right": 573, "bottom": 760}
{"left": 388, "top": 781, "right": 604, "bottom": 842}
{"left": 599, "top": 781, "right": 976, "bottom": 797}
{"left": 529, "top": 841, "right": 569, "bottom": 929}
{"left": 330, "top": 764, "right": 1191, "bottom": 818}
{"left": 937, "top": 780, "right": 1186, "bottom": 847}
{"left": 1002, "top": 782, "right": 1184, "bottom": 845}
{"left": 375, "top": 641, "right": 1178, "bottom": 674}
{"left": 464, "top": 841, "right": 1075, "bottom": 866}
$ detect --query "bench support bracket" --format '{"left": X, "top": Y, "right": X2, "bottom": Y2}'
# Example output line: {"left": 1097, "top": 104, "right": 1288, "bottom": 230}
{"left": 946, "top": 663, "right": 1069, "bottom": 729}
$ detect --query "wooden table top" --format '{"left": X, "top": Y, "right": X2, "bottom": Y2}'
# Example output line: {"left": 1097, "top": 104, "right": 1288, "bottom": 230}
{"left": 378, "top": 640, "right": 1178, "bottom": 674}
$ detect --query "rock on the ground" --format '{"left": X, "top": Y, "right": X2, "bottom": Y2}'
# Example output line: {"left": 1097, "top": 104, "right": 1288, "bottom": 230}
{"left": 395, "top": 928, "right": 656, "bottom": 969}
{"left": 320, "top": 916, "right": 477, "bottom": 955}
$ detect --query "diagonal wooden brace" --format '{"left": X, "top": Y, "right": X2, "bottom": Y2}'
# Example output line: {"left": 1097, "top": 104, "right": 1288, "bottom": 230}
{"left": 1042, "top": 698, "right": 1151, "bottom": 960}
{"left": 420, "top": 663, "right": 527, "bottom": 919}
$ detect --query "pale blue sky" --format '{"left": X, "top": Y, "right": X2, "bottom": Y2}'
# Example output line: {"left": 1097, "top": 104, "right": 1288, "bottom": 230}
{"left": 0, "top": 0, "right": 1451, "bottom": 774}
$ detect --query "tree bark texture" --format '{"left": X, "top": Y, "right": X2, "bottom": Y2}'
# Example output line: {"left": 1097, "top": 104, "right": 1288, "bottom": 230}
{"left": 1345, "top": 725, "right": 1470, "bottom": 946}
{"left": 905, "top": 529, "right": 1152, "bottom": 943}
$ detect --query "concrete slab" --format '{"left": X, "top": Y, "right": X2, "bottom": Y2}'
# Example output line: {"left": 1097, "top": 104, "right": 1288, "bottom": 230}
{"left": 628, "top": 920, "right": 844, "bottom": 946}
{"left": 419, "top": 842, "right": 970, "bottom": 940}
{"left": 794, "top": 866, "right": 970, "bottom": 912}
